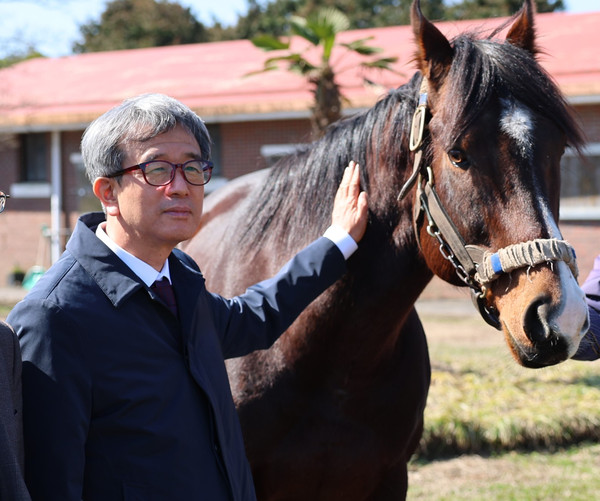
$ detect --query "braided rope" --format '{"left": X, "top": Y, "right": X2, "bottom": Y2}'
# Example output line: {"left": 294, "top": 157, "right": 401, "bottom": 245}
{"left": 475, "top": 238, "right": 578, "bottom": 286}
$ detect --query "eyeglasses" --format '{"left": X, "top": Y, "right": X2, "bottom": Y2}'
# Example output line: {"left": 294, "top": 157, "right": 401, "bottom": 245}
{"left": 109, "top": 159, "right": 213, "bottom": 186}
{"left": 0, "top": 192, "right": 9, "bottom": 214}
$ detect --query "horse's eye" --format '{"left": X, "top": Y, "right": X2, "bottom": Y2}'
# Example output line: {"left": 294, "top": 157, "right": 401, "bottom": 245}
{"left": 448, "top": 149, "right": 470, "bottom": 169}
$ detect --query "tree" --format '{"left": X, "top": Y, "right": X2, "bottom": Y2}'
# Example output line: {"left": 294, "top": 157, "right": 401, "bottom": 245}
{"left": 234, "top": 0, "right": 299, "bottom": 40}
{"left": 226, "top": 0, "right": 564, "bottom": 42}
{"left": 73, "top": 0, "right": 208, "bottom": 53}
{"left": 250, "top": 7, "right": 398, "bottom": 137}
{"left": 232, "top": 0, "right": 445, "bottom": 40}
{"left": 204, "top": 21, "right": 239, "bottom": 43}
{"left": 0, "top": 47, "right": 44, "bottom": 69}
{"left": 445, "top": 0, "right": 564, "bottom": 19}
{"left": 300, "top": 0, "right": 445, "bottom": 28}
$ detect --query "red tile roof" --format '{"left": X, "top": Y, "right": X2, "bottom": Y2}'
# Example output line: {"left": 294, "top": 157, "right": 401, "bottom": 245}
{"left": 0, "top": 9, "right": 598, "bottom": 130}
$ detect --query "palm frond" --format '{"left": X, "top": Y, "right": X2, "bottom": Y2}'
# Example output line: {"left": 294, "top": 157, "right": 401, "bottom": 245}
{"left": 251, "top": 35, "right": 290, "bottom": 51}
{"left": 360, "top": 56, "right": 399, "bottom": 70}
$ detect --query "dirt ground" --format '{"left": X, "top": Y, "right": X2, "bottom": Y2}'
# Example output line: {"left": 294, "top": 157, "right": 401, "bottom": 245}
{"left": 408, "top": 454, "right": 521, "bottom": 498}
{"left": 406, "top": 445, "right": 600, "bottom": 500}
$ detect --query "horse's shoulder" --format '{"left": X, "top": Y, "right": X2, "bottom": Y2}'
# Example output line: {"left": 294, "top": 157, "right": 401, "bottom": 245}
{"left": 183, "top": 168, "right": 271, "bottom": 262}
{"left": 203, "top": 168, "right": 270, "bottom": 216}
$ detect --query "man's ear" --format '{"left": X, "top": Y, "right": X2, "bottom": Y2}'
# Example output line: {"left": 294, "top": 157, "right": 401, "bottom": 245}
{"left": 93, "top": 177, "right": 120, "bottom": 217}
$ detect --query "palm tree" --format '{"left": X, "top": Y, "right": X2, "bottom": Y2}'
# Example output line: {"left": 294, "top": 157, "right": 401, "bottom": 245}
{"left": 250, "top": 8, "right": 398, "bottom": 137}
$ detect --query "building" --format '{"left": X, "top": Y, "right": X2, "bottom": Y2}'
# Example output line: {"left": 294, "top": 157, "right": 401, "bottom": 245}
{"left": 0, "top": 9, "right": 599, "bottom": 289}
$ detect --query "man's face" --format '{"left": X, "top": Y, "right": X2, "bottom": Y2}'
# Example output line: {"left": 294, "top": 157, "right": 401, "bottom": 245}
{"left": 105, "top": 125, "right": 206, "bottom": 261}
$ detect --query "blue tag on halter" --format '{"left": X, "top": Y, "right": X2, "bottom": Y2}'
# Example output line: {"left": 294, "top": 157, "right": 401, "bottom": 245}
{"left": 490, "top": 253, "right": 503, "bottom": 275}
{"left": 419, "top": 92, "right": 428, "bottom": 106}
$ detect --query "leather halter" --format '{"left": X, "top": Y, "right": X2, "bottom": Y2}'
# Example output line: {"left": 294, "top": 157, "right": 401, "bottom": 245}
{"left": 398, "top": 76, "right": 579, "bottom": 330}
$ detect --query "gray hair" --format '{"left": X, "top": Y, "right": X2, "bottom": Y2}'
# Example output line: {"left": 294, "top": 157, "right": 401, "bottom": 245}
{"left": 81, "top": 93, "right": 211, "bottom": 182}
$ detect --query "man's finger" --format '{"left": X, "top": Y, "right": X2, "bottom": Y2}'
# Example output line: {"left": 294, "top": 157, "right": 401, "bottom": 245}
{"left": 349, "top": 162, "right": 360, "bottom": 197}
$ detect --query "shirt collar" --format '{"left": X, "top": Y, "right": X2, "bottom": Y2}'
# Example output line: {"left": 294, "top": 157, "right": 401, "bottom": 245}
{"left": 95, "top": 222, "right": 171, "bottom": 287}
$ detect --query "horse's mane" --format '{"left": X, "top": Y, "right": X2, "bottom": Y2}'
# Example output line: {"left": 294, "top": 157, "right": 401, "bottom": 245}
{"left": 236, "top": 27, "right": 584, "bottom": 254}
{"left": 237, "top": 75, "right": 420, "bottom": 251}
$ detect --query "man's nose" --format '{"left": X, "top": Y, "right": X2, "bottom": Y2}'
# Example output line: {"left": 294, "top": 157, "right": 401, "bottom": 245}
{"left": 167, "top": 166, "right": 190, "bottom": 192}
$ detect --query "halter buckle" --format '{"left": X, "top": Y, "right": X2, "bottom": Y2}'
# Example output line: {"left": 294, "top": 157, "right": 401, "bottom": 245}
{"left": 409, "top": 96, "right": 428, "bottom": 152}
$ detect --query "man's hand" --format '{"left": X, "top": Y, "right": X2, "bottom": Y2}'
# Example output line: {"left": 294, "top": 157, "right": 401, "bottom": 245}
{"left": 331, "top": 161, "right": 368, "bottom": 243}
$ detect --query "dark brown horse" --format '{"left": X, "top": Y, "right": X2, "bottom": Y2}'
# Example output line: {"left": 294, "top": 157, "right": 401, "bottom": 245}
{"left": 183, "top": 1, "right": 589, "bottom": 498}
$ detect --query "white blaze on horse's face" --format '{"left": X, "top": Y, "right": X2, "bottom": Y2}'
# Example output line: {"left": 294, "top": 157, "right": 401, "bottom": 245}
{"left": 500, "top": 98, "right": 534, "bottom": 159}
{"left": 492, "top": 98, "right": 589, "bottom": 364}
{"left": 538, "top": 192, "right": 589, "bottom": 358}
{"left": 553, "top": 259, "right": 589, "bottom": 357}
{"left": 529, "top": 115, "right": 589, "bottom": 359}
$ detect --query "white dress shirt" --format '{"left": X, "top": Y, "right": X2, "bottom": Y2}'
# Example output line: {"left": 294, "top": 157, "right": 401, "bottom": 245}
{"left": 96, "top": 222, "right": 357, "bottom": 284}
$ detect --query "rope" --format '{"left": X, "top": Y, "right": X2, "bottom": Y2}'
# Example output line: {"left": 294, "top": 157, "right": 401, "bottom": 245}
{"left": 475, "top": 238, "right": 578, "bottom": 286}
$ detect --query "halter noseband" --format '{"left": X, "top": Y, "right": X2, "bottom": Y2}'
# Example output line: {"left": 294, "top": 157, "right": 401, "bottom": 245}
{"left": 398, "top": 76, "right": 579, "bottom": 330}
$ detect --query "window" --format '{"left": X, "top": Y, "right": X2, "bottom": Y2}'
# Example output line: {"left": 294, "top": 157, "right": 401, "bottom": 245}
{"left": 560, "top": 143, "right": 600, "bottom": 220}
{"left": 206, "top": 124, "right": 222, "bottom": 177}
{"left": 260, "top": 144, "right": 304, "bottom": 167}
{"left": 20, "top": 133, "right": 49, "bottom": 182}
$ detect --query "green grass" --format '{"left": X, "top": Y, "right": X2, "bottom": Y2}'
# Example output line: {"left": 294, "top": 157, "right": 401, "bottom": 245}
{"left": 414, "top": 314, "right": 600, "bottom": 459}
{"left": 407, "top": 312, "right": 600, "bottom": 499}
{"left": 419, "top": 348, "right": 600, "bottom": 458}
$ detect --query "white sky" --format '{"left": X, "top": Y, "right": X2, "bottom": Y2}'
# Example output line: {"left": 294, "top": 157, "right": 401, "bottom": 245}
{"left": 0, "top": 0, "right": 597, "bottom": 59}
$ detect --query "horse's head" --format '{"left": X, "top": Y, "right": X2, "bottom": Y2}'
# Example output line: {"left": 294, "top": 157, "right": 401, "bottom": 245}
{"left": 405, "top": 0, "right": 589, "bottom": 368}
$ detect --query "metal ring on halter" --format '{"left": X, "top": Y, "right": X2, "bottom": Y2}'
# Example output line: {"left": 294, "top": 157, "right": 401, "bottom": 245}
{"left": 471, "top": 289, "right": 501, "bottom": 329}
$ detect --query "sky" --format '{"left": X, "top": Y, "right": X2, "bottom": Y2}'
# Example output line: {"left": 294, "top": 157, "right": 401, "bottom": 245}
{"left": 0, "top": 0, "right": 597, "bottom": 59}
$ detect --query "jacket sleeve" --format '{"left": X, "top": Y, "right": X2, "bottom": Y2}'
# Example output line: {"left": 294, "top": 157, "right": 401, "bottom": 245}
{"left": 0, "top": 322, "right": 30, "bottom": 501}
{"left": 8, "top": 299, "right": 91, "bottom": 500}
{"left": 204, "top": 237, "right": 346, "bottom": 359}
{"left": 573, "top": 255, "right": 600, "bottom": 361}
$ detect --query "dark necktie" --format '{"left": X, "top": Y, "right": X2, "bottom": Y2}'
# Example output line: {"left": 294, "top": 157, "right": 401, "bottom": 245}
{"left": 151, "top": 277, "right": 178, "bottom": 318}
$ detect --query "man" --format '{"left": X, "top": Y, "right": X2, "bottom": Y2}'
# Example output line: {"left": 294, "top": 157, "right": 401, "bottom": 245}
{"left": 573, "top": 255, "right": 600, "bottom": 360}
{"left": 0, "top": 191, "right": 30, "bottom": 500}
{"left": 8, "top": 93, "right": 368, "bottom": 500}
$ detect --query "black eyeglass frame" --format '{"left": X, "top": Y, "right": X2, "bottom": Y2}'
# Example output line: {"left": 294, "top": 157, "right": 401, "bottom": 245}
{"left": 0, "top": 192, "right": 10, "bottom": 214}
{"left": 109, "top": 159, "right": 213, "bottom": 186}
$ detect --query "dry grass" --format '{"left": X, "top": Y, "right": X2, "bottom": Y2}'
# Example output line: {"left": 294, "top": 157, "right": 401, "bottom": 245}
{"left": 407, "top": 308, "right": 600, "bottom": 499}
{"left": 408, "top": 443, "right": 600, "bottom": 500}
{"left": 417, "top": 311, "right": 600, "bottom": 458}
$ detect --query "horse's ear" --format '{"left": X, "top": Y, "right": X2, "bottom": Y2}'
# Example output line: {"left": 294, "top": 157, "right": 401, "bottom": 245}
{"left": 505, "top": 0, "right": 537, "bottom": 54}
{"left": 411, "top": 0, "right": 453, "bottom": 86}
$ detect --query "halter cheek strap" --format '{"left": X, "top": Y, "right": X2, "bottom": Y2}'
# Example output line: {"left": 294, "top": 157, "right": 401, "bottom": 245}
{"left": 397, "top": 78, "right": 429, "bottom": 201}
{"left": 398, "top": 75, "right": 580, "bottom": 330}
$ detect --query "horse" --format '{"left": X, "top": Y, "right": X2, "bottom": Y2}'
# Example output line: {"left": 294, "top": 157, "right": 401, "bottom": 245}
{"left": 183, "top": 0, "right": 589, "bottom": 498}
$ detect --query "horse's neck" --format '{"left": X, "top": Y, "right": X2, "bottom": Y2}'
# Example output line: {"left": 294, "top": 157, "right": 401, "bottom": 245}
{"left": 352, "top": 233, "right": 432, "bottom": 319}
{"left": 290, "top": 224, "right": 433, "bottom": 369}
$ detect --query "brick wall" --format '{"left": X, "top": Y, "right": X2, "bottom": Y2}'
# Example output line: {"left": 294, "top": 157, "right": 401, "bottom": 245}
{"left": 562, "top": 221, "right": 600, "bottom": 281}
{"left": 1, "top": 108, "right": 599, "bottom": 292}
{"left": 0, "top": 211, "right": 52, "bottom": 286}
{"left": 574, "top": 104, "right": 600, "bottom": 144}
{"left": 220, "top": 119, "right": 312, "bottom": 178}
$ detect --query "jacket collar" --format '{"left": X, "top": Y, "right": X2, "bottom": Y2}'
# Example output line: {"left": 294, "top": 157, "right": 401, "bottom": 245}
{"left": 68, "top": 212, "right": 205, "bottom": 318}
{"left": 67, "top": 212, "right": 148, "bottom": 308}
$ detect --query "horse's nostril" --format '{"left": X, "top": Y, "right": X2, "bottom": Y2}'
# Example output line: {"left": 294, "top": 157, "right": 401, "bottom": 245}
{"left": 523, "top": 296, "right": 553, "bottom": 344}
